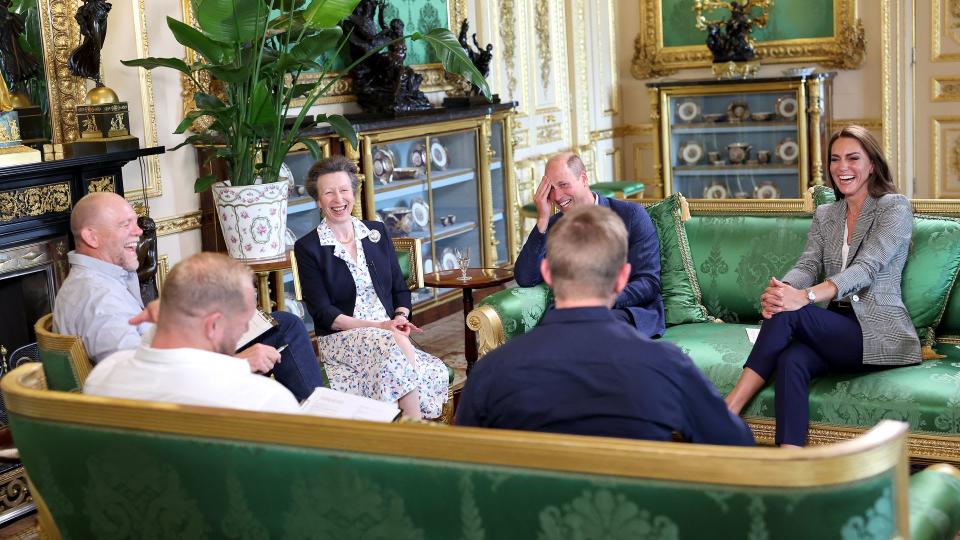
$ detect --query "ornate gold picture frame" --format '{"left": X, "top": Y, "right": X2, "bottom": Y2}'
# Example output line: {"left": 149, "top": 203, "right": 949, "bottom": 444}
{"left": 36, "top": 0, "right": 87, "bottom": 143}
{"left": 631, "top": 0, "right": 865, "bottom": 79}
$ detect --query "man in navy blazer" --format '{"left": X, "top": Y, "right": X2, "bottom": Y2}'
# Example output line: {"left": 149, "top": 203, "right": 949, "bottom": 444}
{"left": 456, "top": 205, "right": 754, "bottom": 446}
{"left": 514, "top": 153, "right": 665, "bottom": 337}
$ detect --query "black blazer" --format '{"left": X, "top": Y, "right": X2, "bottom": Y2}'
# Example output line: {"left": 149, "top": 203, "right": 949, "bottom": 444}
{"left": 294, "top": 220, "right": 411, "bottom": 336}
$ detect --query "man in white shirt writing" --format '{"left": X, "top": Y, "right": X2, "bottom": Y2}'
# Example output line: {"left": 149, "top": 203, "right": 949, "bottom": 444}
{"left": 84, "top": 252, "right": 301, "bottom": 413}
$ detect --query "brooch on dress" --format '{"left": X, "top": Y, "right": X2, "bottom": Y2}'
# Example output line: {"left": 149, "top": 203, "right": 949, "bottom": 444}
{"left": 368, "top": 229, "right": 381, "bottom": 243}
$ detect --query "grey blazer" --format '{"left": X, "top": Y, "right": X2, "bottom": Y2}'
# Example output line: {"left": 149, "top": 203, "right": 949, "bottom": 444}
{"left": 782, "top": 193, "right": 921, "bottom": 366}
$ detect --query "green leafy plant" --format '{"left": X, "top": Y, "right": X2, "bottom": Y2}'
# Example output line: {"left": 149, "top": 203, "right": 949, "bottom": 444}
{"left": 123, "top": 0, "right": 489, "bottom": 193}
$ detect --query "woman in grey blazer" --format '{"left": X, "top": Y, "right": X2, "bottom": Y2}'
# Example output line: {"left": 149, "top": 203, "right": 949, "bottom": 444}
{"left": 724, "top": 125, "right": 921, "bottom": 447}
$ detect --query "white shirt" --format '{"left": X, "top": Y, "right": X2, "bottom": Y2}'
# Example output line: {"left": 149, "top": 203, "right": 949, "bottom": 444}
{"left": 841, "top": 217, "right": 851, "bottom": 272}
{"left": 84, "top": 345, "right": 301, "bottom": 414}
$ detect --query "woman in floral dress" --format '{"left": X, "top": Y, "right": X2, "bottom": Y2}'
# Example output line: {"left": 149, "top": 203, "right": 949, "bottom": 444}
{"left": 294, "top": 156, "right": 448, "bottom": 419}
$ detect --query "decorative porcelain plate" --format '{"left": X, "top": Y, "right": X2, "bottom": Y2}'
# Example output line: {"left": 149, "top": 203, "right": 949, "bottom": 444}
{"left": 676, "top": 100, "right": 700, "bottom": 123}
{"left": 409, "top": 143, "right": 428, "bottom": 169}
{"left": 754, "top": 181, "right": 781, "bottom": 199}
{"left": 284, "top": 227, "right": 297, "bottom": 250}
{"left": 727, "top": 100, "right": 751, "bottom": 122}
{"left": 423, "top": 257, "right": 434, "bottom": 274}
{"left": 679, "top": 141, "right": 704, "bottom": 165}
{"left": 775, "top": 96, "right": 799, "bottom": 119}
{"left": 411, "top": 198, "right": 430, "bottom": 228}
{"left": 430, "top": 140, "right": 449, "bottom": 170}
{"left": 279, "top": 162, "right": 295, "bottom": 195}
{"left": 776, "top": 138, "right": 800, "bottom": 164}
{"left": 372, "top": 147, "right": 395, "bottom": 184}
{"left": 393, "top": 167, "right": 419, "bottom": 180}
{"left": 703, "top": 182, "right": 729, "bottom": 199}
{"left": 441, "top": 247, "right": 458, "bottom": 270}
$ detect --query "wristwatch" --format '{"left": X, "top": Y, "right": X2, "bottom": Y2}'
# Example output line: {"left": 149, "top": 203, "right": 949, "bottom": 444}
{"left": 805, "top": 289, "right": 816, "bottom": 304}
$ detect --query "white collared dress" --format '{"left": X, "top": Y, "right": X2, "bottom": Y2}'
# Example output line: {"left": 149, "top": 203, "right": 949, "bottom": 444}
{"left": 314, "top": 219, "right": 448, "bottom": 418}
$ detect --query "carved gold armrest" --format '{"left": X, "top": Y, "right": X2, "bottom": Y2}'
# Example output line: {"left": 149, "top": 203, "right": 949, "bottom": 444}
{"left": 466, "top": 304, "right": 506, "bottom": 358}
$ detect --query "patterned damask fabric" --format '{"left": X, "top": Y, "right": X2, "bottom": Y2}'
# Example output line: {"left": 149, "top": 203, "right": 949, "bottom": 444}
{"left": 663, "top": 324, "right": 960, "bottom": 435}
{"left": 646, "top": 194, "right": 711, "bottom": 325}
{"left": 685, "top": 216, "right": 811, "bottom": 323}
{"left": 479, "top": 283, "right": 553, "bottom": 342}
{"left": 15, "top": 418, "right": 900, "bottom": 539}
{"left": 901, "top": 215, "right": 960, "bottom": 345}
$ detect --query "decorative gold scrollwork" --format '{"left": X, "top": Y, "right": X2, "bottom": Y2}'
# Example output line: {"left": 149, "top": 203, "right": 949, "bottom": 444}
{"left": 498, "top": 0, "right": 518, "bottom": 97}
{"left": 0, "top": 469, "right": 29, "bottom": 512}
{"left": 87, "top": 176, "right": 116, "bottom": 193}
{"left": 820, "top": 17, "right": 866, "bottom": 69}
{"left": 534, "top": 0, "right": 552, "bottom": 89}
{"left": 0, "top": 182, "right": 71, "bottom": 224}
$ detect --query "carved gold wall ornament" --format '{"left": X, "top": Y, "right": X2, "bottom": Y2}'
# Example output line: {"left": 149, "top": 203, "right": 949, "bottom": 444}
{"left": 156, "top": 211, "right": 203, "bottom": 237}
{"left": 87, "top": 176, "right": 116, "bottom": 193}
{"left": 933, "top": 0, "right": 960, "bottom": 61}
{"left": 933, "top": 76, "right": 960, "bottom": 101}
{"left": 0, "top": 183, "right": 71, "bottom": 224}
{"left": 631, "top": 0, "right": 865, "bottom": 78}
{"left": 534, "top": 0, "right": 552, "bottom": 89}
{"left": 932, "top": 117, "right": 960, "bottom": 198}
{"left": 536, "top": 123, "right": 562, "bottom": 144}
{"left": 498, "top": 0, "right": 518, "bottom": 96}
{"left": 37, "top": 0, "right": 86, "bottom": 143}
{"left": 127, "top": 0, "right": 163, "bottom": 201}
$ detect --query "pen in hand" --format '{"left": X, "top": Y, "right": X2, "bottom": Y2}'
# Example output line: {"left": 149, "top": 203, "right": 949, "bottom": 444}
{"left": 276, "top": 344, "right": 288, "bottom": 353}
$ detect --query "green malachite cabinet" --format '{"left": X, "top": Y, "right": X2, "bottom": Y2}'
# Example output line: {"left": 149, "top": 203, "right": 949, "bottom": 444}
{"left": 647, "top": 73, "right": 834, "bottom": 200}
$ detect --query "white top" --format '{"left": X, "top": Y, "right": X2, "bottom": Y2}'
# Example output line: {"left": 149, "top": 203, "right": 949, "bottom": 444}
{"left": 53, "top": 252, "right": 151, "bottom": 363}
{"left": 85, "top": 345, "right": 301, "bottom": 414}
{"left": 841, "top": 217, "right": 850, "bottom": 272}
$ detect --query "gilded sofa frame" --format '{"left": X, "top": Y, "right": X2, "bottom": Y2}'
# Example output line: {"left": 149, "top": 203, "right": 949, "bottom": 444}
{"left": 471, "top": 197, "right": 960, "bottom": 463}
{"left": 3, "top": 362, "right": 921, "bottom": 539}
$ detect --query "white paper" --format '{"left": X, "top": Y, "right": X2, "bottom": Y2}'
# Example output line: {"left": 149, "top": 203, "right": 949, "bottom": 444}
{"left": 299, "top": 387, "right": 400, "bottom": 423}
{"left": 236, "top": 310, "right": 275, "bottom": 351}
{"left": 746, "top": 327, "right": 761, "bottom": 345}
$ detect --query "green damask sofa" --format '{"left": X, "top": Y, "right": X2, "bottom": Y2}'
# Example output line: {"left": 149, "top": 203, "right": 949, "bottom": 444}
{"left": 5, "top": 363, "right": 960, "bottom": 539}
{"left": 468, "top": 194, "right": 960, "bottom": 464}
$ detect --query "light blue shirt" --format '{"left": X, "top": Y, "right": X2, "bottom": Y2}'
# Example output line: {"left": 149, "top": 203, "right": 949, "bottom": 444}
{"left": 53, "top": 252, "right": 151, "bottom": 363}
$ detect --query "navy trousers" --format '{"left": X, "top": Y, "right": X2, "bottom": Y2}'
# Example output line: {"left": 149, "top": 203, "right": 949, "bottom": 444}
{"left": 744, "top": 305, "right": 884, "bottom": 446}
{"left": 245, "top": 311, "right": 326, "bottom": 402}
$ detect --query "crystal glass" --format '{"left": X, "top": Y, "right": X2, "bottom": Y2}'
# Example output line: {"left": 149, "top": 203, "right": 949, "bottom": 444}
{"left": 456, "top": 248, "right": 471, "bottom": 281}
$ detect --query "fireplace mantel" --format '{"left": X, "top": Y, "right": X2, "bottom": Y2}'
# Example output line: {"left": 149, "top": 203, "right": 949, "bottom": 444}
{"left": 0, "top": 146, "right": 165, "bottom": 249}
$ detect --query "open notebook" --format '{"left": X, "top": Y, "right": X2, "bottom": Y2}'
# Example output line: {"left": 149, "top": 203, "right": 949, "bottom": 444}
{"left": 299, "top": 387, "right": 401, "bottom": 422}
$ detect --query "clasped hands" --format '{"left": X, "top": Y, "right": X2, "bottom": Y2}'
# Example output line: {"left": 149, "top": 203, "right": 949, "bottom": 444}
{"left": 128, "top": 299, "right": 282, "bottom": 374}
{"left": 379, "top": 314, "right": 422, "bottom": 337}
{"left": 760, "top": 277, "right": 808, "bottom": 319}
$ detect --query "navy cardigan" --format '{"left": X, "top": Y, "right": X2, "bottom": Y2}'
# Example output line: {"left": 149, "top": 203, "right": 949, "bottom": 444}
{"left": 294, "top": 220, "right": 411, "bottom": 336}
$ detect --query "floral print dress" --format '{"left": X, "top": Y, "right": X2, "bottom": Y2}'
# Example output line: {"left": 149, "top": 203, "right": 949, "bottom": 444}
{"left": 315, "top": 218, "right": 448, "bottom": 418}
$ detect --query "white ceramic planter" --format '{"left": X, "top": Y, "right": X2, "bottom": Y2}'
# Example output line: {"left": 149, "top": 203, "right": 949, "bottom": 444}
{"left": 211, "top": 180, "right": 288, "bottom": 260}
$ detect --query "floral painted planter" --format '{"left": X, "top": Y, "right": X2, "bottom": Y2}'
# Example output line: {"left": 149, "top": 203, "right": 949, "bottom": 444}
{"left": 212, "top": 180, "right": 288, "bottom": 260}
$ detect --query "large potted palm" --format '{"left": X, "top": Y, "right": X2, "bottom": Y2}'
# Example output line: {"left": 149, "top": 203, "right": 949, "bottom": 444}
{"left": 124, "top": 0, "right": 488, "bottom": 259}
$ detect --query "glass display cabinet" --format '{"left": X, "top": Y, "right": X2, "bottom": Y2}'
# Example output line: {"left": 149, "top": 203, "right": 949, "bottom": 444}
{"left": 352, "top": 106, "right": 516, "bottom": 309}
{"left": 647, "top": 73, "right": 834, "bottom": 200}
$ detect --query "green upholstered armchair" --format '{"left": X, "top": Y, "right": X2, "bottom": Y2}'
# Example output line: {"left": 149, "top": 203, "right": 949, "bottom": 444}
{"left": 5, "top": 362, "right": 960, "bottom": 539}
{"left": 34, "top": 313, "right": 91, "bottom": 393}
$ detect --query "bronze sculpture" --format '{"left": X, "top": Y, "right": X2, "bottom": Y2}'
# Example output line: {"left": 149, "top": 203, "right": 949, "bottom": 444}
{"left": 0, "top": 0, "right": 41, "bottom": 94}
{"left": 341, "top": 0, "right": 430, "bottom": 114}
{"left": 695, "top": 0, "right": 770, "bottom": 64}
{"left": 136, "top": 215, "right": 158, "bottom": 303}
{"left": 456, "top": 19, "right": 493, "bottom": 97}
{"left": 68, "top": 0, "right": 111, "bottom": 87}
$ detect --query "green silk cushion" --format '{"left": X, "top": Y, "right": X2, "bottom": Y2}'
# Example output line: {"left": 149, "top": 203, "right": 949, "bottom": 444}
{"left": 477, "top": 283, "right": 553, "bottom": 342}
{"left": 592, "top": 181, "right": 646, "bottom": 197}
{"left": 663, "top": 323, "right": 960, "bottom": 435}
{"left": 38, "top": 349, "right": 82, "bottom": 393}
{"left": 646, "top": 193, "right": 711, "bottom": 325}
{"left": 810, "top": 185, "right": 837, "bottom": 206}
{"left": 909, "top": 468, "right": 960, "bottom": 540}
{"left": 937, "top": 283, "right": 960, "bottom": 339}
{"left": 901, "top": 216, "right": 960, "bottom": 346}
{"left": 13, "top": 417, "right": 899, "bottom": 539}
{"left": 685, "top": 215, "right": 811, "bottom": 323}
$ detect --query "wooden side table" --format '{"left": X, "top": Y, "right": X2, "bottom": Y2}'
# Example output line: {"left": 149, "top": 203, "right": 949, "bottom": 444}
{"left": 423, "top": 268, "right": 513, "bottom": 374}
{"left": 242, "top": 251, "right": 303, "bottom": 314}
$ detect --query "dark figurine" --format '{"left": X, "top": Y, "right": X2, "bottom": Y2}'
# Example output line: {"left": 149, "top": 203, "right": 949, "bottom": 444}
{"left": 699, "top": 1, "right": 767, "bottom": 63}
{"left": 136, "top": 215, "right": 158, "bottom": 304}
{"left": 0, "top": 0, "right": 40, "bottom": 93}
{"left": 456, "top": 19, "right": 493, "bottom": 97}
{"left": 341, "top": 0, "right": 430, "bottom": 114}
{"left": 68, "top": 0, "right": 111, "bottom": 86}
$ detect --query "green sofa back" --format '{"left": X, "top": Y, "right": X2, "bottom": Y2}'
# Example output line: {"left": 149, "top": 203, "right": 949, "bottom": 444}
{"left": 2, "top": 363, "right": 923, "bottom": 540}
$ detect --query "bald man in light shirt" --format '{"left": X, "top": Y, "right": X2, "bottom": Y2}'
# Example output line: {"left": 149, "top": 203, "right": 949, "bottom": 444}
{"left": 54, "top": 192, "right": 325, "bottom": 401}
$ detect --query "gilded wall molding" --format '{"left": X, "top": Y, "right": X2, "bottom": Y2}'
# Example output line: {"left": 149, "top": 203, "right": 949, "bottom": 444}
{"left": 534, "top": 0, "right": 552, "bottom": 90}
{"left": 631, "top": 0, "right": 865, "bottom": 79}
{"left": 933, "top": 76, "right": 960, "bottom": 102}
{"left": 831, "top": 118, "right": 883, "bottom": 132}
{"left": 157, "top": 255, "right": 169, "bottom": 294}
{"left": 536, "top": 123, "right": 562, "bottom": 144}
{"left": 881, "top": 0, "right": 906, "bottom": 193}
{"left": 126, "top": 0, "right": 163, "bottom": 200}
{"left": 604, "top": 0, "right": 620, "bottom": 116}
{"left": 932, "top": 117, "right": 960, "bottom": 198}
{"left": 498, "top": 0, "right": 518, "bottom": 97}
{"left": 0, "top": 183, "right": 71, "bottom": 224}
{"left": 933, "top": 0, "right": 960, "bottom": 62}
{"left": 156, "top": 211, "right": 203, "bottom": 237}
{"left": 37, "top": 0, "right": 86, "bottom": 143}
{"left": 571, "top": 0, "right": 590, "bottom": 145}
